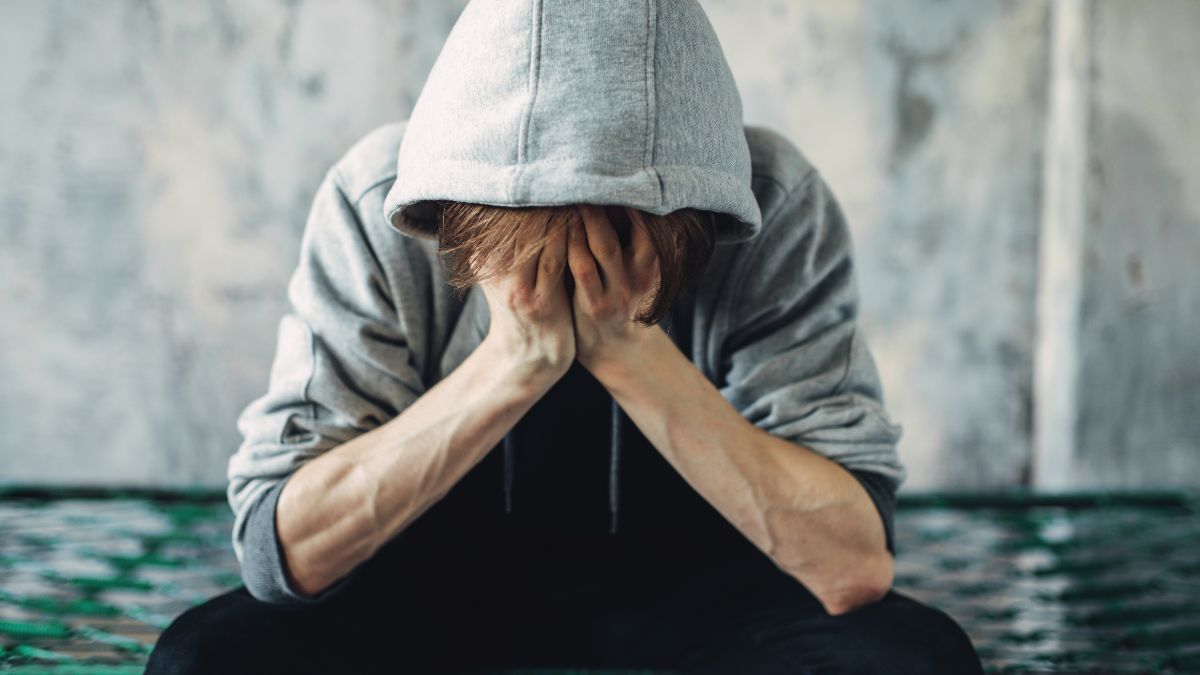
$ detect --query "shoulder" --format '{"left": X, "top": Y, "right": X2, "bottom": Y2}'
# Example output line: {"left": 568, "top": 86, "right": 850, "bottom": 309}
{"left": 738, "top": 125, "right": 844, "bottom": 263}
{"left": 745, "top": 124, "right": 816, "bottom": 191}
{"left": 723, "top": 127, "right": 857, "bottom": 316}
{"left": 744, "top": 124, "right": 819, "bottom": 225}
{"left": 328, "top": 120, "right": 410, "bottom": 204}
{"left": 312, "top": 119, "right": 442, "bottom": 296}
{"left": 696, "top": 126, "right": 835, "bottom": 301}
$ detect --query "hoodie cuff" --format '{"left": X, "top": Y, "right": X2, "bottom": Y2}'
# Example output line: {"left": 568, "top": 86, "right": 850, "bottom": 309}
{"left": 847, "top": 469, "right": 897, "bottom": 556}
{"left": 240, "top": 475, "right": 360, "bottom": 605}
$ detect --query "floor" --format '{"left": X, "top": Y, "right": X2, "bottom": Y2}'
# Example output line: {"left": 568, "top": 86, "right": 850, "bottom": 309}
{"left": 0, "top": 487, "right": 1197, "bottom": 674}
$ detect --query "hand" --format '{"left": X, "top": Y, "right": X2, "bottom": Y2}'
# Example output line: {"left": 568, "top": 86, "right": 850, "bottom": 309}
{"left": 479, "top": 217, "right": 575, "bottom": 382}
{"left": 566, "top": 204, "right": 661, "bottom": 374}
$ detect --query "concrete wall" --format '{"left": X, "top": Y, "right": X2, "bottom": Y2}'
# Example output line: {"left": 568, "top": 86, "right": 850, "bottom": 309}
{"left": 708, "top": 0, "right": 1051, "bottom": 489}
{"left": 1, "top": 0, "right": 1195, "bottom": 490}
{"left": 1050, "top": 0, "right": 1200, "bottom": 487}
{"left": 0, "top": 0, "right": 461, "bottom": 484}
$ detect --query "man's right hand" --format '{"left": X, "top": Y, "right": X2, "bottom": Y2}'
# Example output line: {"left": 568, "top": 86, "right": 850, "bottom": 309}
{"left": 478, "top": 217, "right": 575, "bottom": 383}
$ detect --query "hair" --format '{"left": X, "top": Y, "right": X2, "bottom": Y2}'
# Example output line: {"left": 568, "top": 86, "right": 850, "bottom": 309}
{"left": 433, "top": 201, "right": 718, "bottom": 326}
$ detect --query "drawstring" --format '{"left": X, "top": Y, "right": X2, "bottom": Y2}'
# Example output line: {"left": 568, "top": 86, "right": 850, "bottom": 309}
{"left": 499, "top": 313, "right": 671, "bottom": 533}
{"left": 500, "top": 388, "right": 625, "bottom": 536}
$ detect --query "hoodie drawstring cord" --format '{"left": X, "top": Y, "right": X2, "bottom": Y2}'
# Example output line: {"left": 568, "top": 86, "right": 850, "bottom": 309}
{"left": 609, "top": 396, "right": 622, "bottom": 534}
{"left": 500, "top": 393, "right": 624, "bottom": 536}
{"left": 500, "top": 315, "right": 671, "bottom": 532}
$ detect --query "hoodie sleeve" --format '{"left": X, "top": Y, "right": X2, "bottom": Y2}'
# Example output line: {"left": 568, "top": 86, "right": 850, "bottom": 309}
{"left": 716, "top": 169, "right": 907, "bottom": 555}
{"left": 226, "top": 166, "right": 427, "bottom": 605}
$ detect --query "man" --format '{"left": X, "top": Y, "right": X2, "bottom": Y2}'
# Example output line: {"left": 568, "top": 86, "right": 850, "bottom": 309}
{"left": 148, "top": 0, "right": 984, "bottom": 672}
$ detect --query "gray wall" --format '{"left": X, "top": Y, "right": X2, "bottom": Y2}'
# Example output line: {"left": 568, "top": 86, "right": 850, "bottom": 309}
{"left": 1, "top": 0, "right": 1196, "bottom": 490}
{"left": 1059, "top": 0, "right": 1200, "bottom": 487}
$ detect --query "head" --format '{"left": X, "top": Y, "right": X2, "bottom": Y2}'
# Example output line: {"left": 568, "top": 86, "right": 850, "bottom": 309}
{"left": 434, "top": 201, "right": 718, "bottom": 326}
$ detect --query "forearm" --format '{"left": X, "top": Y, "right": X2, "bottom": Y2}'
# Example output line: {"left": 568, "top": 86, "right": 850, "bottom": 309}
{"left": 592, "top": 327, "right": 892, "bottom": 615}
{"left": 276, "top": 335, "right": 556, "bottom": 597}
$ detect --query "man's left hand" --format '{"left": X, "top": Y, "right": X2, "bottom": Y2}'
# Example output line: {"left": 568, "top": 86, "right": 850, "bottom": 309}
{"left": 566, "top": 203, "right": 662, "bottom": 374}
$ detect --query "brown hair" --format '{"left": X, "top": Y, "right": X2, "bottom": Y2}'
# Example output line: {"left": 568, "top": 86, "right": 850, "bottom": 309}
{"left": 434, "top": 201, "right": 717, "bottom": 326}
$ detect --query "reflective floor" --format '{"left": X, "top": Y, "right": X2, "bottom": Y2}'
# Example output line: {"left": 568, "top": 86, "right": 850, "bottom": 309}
{"left": 0, "top": 487, "right": 1197, "bottom": 674}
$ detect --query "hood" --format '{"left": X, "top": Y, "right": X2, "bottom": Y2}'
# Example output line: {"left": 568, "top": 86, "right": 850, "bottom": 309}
{"left": 382, "top": 0, "right": 761, "bottom": 536}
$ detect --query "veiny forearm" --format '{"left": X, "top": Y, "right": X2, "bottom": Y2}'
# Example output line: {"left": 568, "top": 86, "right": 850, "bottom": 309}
{"left": 275, "top": 336, "right": 556, "bottom": 597}
{"left": 592, "top": 326, "right": 892, "bottom": 615}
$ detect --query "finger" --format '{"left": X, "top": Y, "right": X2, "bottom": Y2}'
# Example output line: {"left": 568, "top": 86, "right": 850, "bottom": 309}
{"left": 622, "top": 210, "right": 660, "bottom": 301}
{"left": 535, "top": 219, "right": 569, "bottom": 296}
{"left": 627, "top": 209, "right": 657, "bottom": 272}
{"left": 579, "top": 203, "right": 627, "bottom": 293}
{"left": 566, "top": 209, "right": 603, "bottom": 310}
{"left": 514, "top": 217, "right": 548, "bottom": 292}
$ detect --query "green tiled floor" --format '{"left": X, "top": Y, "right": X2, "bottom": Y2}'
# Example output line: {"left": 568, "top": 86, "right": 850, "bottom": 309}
{"left": 0, "top": 486, "right": 1198, "bottom": 674}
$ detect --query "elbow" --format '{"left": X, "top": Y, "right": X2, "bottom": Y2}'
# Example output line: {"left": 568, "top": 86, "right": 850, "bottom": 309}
{"left": 771, "top": 539, "right": 894, "bottom": 617}
{"left": 280, "top": 551, "right": 327, "bottom": 598}
{"left": 822, "top": 581, "right": 891, "bottom": 617}
{"left": 762, "top": 519, "right": 895, "bottom": 617}
{"left": 235, "top": 478, "right": 341, "bottom": 607}
{"left": 815, "top": 550, "right": 894, "bottom": 617}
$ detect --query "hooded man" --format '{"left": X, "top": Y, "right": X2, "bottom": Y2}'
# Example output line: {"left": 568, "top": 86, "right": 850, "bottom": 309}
{"left": 148, "top": 0, "right": 983, "bottom": 672}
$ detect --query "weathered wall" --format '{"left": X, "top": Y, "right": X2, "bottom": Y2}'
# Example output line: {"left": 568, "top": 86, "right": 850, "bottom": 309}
{"left": 0, "top": 0, "right": 1195, "bottom": 490}
{"left": 708, "top": 0, "right": 1050, "bottom": 489}
{"left": 0, "top": 0, "right": 462, "bottom": 484}
{"left": 1070, "top": 0, "right": 1200, "bottom": 486}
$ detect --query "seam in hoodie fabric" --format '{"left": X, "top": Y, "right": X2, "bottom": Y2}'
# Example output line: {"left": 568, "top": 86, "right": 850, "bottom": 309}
{"left": 270, "top": 313, "right": 316, "bottom": 446}
{"left": 345, "top": 173, "right": 398, "bottom": 207}
{"left": 723, "top": 168, "right": 877, "bottom": 441}
{"left": 292, "top": 157, "right": 325, "bottom": 446}
{"left": 304, "top": 327, "right": 318, "bottom": 444}
{"left": 721, "top": 169, "right": 820, "bottom": 339}
{"left": 750, "top": 171, "right": 791, "bottom": 199}
{"left": 511, "top": 0, "right": 545, "bottom": 202}
{"left": 803, "top": 172, "right": 858, "bottom": 398}
{"left": 329, "top": 168, "right": 401, "bottom": 318}
{"left": 286, "top": 169, "right": 393, "bottom": 447}
{"left": 830, "top": 327, "right": 859, "bottom": 398}
{"left": 641, "top": 0, "right": 660, "bottom": 203}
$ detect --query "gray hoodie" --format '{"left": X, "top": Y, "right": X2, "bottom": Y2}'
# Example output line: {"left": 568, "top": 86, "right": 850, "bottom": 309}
{"left": 227, "top": 0, "right": 907, "bottom": 605}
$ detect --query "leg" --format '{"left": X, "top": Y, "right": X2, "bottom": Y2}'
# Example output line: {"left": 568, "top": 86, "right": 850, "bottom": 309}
{"left": 676, "top": 587, "right": 985, "bottom": 675}
{"left": 146, "top": 536, "right": 521, "bottom": 674}
{"left": 553, "top": 551, "right": 984, "bottom": 674}
{"left": 145, "top": 585, "right": 373, "bottom": 675}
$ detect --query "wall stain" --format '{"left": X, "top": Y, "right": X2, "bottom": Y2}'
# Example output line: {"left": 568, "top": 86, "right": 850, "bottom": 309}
{"left": 881, "top": 31, "right": 964, "bottom": 171}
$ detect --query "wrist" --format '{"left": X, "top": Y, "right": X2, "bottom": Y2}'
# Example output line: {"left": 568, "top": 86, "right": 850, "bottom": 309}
{"left": 479, "top": 333, "right": 570, "bottom": 391}
{"left": 584, "top": 323, "right": 669, "bottom": 392}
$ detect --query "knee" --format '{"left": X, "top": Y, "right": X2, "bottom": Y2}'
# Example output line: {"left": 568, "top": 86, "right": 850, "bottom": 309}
{"left": 144, "top": 601, "right": 226, "bottom": 675}
{"left": 145, "top": 588, "right": 286, "bottom": 675}
{"left": 840, "top": 591, "right": 984, "bottom": 675}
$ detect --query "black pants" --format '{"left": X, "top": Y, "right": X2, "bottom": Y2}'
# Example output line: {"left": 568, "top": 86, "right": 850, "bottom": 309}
{"left": 146, "top": 528, "right": 984, "bottom": 674}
